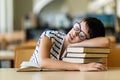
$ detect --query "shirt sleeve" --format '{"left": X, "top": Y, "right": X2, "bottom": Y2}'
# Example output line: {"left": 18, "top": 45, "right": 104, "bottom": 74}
{"left": 40, "top": 30, "right": 51, "bottom": 39}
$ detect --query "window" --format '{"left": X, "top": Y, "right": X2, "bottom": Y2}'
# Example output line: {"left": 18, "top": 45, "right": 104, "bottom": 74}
{"left": 0, "top": 0, "right": 13, "bottom": 33}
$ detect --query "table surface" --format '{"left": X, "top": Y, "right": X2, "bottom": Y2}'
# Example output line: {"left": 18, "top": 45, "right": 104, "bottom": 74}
{"left": 0, "top": 67, "right": 120, "bottom": 80}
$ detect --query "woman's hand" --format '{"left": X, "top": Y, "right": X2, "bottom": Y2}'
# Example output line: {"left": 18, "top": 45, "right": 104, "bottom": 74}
{"left": 79, "top": 62, "right": 107, "bottom": 72}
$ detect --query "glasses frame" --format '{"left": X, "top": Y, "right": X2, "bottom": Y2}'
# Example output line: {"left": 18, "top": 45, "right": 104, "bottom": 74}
{"left": 73, "top": 22, "right": 89, "bottom": 40}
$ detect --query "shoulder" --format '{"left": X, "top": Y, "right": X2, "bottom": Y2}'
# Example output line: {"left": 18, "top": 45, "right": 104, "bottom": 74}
{"left": 40, "top": 36, "right": 52, "bottom": 47}
{"left": 41, "top": 30, "right": 66, "bottom": 38}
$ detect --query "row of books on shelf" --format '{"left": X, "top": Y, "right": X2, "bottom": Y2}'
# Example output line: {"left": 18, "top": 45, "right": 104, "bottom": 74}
{"left": 17, "top": 46, "right": 110, "bottom": 72}
{"left": 62, "top": 46, "right": 110, "bottom": 64}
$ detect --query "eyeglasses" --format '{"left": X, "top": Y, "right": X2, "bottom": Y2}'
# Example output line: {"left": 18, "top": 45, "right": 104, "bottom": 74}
{"left": 73, "top": 22, "right": 88, "bottom": 40}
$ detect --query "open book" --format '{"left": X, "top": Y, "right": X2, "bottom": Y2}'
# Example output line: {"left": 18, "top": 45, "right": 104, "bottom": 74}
{"left": 17, "top": 61, "right": 67, "bottom": 72}
{"left": 17, "top": 61, "right": 42, "bottom": 72}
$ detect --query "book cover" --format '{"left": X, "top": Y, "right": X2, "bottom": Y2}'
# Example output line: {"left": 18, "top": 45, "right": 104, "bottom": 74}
{"left": 62, "top": 57, "right": 107, "bottom": 64}
{"left": 17, "top": 61, "right": 42, "bottom": 72}
{"left": 67, "top": 46, "right": 110, "bottom": 53}
{"left": 66, "top": 52, "right": 108, "bottom": 58}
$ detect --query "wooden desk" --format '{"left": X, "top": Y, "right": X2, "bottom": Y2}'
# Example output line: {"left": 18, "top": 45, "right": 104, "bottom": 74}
{"left": 0, "top": 50, "right": 14, "bottom": 68}
{"left": 0, "top": 67, "right": 120, "bottom": 80}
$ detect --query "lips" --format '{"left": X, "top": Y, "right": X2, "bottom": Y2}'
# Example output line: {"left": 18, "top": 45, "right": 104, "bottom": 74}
{"left": 69, "top": 34, "right": 73, "bottom": 40}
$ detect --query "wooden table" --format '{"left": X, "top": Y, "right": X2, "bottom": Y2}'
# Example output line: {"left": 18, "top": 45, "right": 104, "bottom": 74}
{"left": 0, "top": 50, "right": 14, "bottom": 67}
{"left": 0, "top": 67, "right": 120, "bottom": 80}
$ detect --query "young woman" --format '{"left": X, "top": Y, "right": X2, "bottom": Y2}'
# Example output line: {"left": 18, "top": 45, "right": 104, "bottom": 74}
{"left": 29, "top": 17, "right": 110, "bottom": 71}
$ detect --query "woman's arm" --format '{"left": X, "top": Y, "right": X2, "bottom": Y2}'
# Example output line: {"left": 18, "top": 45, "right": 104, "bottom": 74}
{"left": 38, "top": 36, "right": 106, "bottom": 71}
{"left": 69, "top": 37, "right": 110, "bottom": 47}
{"left": 38, "top": 36, "right": 79, "bottom": 70}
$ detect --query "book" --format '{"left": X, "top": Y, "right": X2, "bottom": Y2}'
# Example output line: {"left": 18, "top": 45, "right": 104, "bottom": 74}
{"left": 62, "top": 57, "right": 107, "bottom": 64}
{"left": 17, "top": 61, "right": 42, "bottom": 72}
{"left": 17, "top": 61, "right": 67, "bottom": 72}
{"left": 67, "top": 46, "right": 110, "bottom": 53}
{"left": 66, "top": 52, "right": 108, "bottom": 58}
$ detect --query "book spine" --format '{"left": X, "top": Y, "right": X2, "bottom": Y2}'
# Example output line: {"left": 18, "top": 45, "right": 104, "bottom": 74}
{"left": 66, "top": 52, "right": 109, "bottom": 54}
{"left": 67, "top": 50, "right": 110, "bottom": 53}
{"left": 63, "top": 57, "right": 106, "bottom": 59}
{"left": 62, "top": 57, "right": 107, "bottom": 64}
{"left": 66, "top": 52, "right": 108, "bottom": 58}
{"left": 67, "top": 47, "right": 110, "bottom": 53}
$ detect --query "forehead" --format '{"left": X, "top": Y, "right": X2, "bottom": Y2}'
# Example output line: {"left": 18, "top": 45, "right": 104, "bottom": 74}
{"left": 80, "top": 21, "right": 90, "bottom": 38}
{"left": 80, "top": 21, "right": 88, "bottom": 29}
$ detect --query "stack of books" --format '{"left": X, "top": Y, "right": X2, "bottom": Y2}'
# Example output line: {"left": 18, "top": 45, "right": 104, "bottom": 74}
{"left": 62, "top": 46, "right": 110, "bottom": 66}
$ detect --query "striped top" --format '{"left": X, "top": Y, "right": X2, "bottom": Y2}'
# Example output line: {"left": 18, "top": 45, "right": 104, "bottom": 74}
{"left": 29, "top": 30, "right": 66, "bottom": 65}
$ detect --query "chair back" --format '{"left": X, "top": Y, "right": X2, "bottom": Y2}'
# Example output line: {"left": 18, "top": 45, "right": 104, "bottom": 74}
{"left": 14, "top": 40, "right": 37, "bottom": 68}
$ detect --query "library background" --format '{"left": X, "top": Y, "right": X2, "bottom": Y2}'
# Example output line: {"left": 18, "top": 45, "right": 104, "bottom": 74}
{"left": 0, "top": 0, "right": 120, "bottom": 68}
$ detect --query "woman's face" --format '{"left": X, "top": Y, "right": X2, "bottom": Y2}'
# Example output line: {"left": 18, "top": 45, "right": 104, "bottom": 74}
{"left": 66, "top": 21, "right": 90, "bottom": 44}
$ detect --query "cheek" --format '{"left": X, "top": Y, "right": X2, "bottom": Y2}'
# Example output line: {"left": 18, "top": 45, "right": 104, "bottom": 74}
{"left": 73, "top": 37, "right": 82, "bottom": 43}
{"left": 76, "top": 38, "right": 82, "bottom": 42}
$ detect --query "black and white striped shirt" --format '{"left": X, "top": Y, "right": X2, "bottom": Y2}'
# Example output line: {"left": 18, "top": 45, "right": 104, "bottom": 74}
{"left": 29, "top": 30, "right": 66, "bottom": 65}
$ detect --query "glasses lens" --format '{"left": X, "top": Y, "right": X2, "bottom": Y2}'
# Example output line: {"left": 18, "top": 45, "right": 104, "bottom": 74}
{"left": 73, "top": 23, "right": 80, "bottom": 31}
{"left": 79, "top": 32, "right": 86, "bottom": 40}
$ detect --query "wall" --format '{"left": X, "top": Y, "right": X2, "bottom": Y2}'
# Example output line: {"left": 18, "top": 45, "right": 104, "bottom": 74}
{"left": 40, "top": 0, "right": 89, "bottom": 15}
{"left": 13, "top": 0, "right": 89, "bottom": 30}
{"left": 65, "top": 0, "right": 89, "bottom": 15}
{"left": 14, "top": 0, "right": 33, "bottom": 30}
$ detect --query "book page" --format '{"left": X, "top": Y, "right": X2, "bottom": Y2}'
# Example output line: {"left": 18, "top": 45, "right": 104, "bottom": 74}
{"left": 20, "top": 61, "right": 39, "bottom": 68}
{"left": 17, "top": 61, "right": 41, "bottom": 72}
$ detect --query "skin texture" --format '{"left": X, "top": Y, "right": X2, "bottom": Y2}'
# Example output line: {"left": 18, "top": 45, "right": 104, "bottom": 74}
{"left": 38, "top": 21, "right": 110, "bottom": 71}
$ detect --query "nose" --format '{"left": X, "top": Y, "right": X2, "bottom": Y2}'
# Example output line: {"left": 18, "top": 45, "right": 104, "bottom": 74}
{"left": 73, "top": 31, "right": 79, "bottom": 37}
